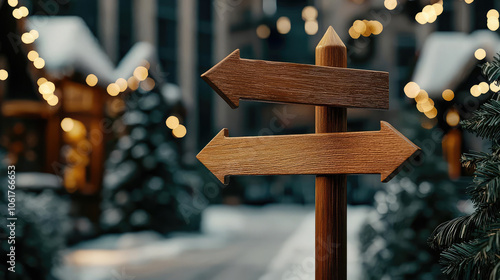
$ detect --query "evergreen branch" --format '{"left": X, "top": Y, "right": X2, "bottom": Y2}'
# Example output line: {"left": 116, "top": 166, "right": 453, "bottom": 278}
{"left": 440, "top": 224, "right": 500, "bottom": 280}
{"left": 468, "top": 161, "right": 500, "bottom": 205}
{"left": 430, "top": 216, "right": 476, "bottom": 251}
{"left": 483, "top": 54, "right": 500, "bottom": 83}
{"left": 461, "top": 151, "right": 497, "bottom": 169}
{"left": 461, "top": 100, "right": 500, "bottom": 141}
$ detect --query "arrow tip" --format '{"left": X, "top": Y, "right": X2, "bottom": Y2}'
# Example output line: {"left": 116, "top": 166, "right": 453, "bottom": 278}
{"left": 196, "top": 128, "right": 230, "bottom": 185}
{"left": 379, "top": 121, "right": 421, "bottom": 182}
{"left": 201, "top": 50, "right": 241, "bottom": 109}
{"left": 317, "top": 26, "right": 345, "bottom": 49}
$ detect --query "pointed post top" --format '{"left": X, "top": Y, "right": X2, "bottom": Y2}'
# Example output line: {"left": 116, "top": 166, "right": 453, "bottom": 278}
{"left": 315, "top": 26, "right": 346, "bottom": 67}
{"left": 316, "top": 26, "right": 345, "bottom": 49}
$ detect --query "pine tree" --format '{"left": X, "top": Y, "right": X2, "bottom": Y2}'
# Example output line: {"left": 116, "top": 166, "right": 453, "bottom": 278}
{"left": 100, "top": 85, "right": 203, "bottom": 234}
{"left": 360, "top": 110, "right": 461, "bottom": 279}
{"left": 429, "top": 55, "right": 500, "bottom": 280}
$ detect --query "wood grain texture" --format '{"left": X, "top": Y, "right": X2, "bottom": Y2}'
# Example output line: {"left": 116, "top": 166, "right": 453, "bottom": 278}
{"left": 201, "top": 49, "right": 389, "bottom": 110}
{"left": 315, "top": 26, "right": 348, "bottom": 280}
{"left": 196, "top": 121, "right": 419, "bottom": 185}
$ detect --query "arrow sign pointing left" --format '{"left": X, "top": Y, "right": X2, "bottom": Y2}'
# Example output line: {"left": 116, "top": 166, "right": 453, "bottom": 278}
{"left": 201, "top": 49, "right": 389, "bottom": 109}
{"left": 197, "top": 121, "right": 420, "bottom": 185}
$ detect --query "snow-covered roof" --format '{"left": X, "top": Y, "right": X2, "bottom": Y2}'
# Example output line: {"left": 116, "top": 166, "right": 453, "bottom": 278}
{"left": 27, "top": 16, "right": 160, "bottom": 86}
{"left": 412, "top": 30, "right": 500, "bottom": 97}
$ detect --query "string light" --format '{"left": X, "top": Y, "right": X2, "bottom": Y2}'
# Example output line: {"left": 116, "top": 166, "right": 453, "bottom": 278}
{"left": 470, "top": 85, "right": 481, "bottom": 97}
{"left": 384, "top": 0, "right": 397, "bottom": 10}
{"left": 128, "top": 76, "right": 140, "bottom": 91}
{"left": 33, "top": 57, "right": 45, "bottom": 69}
{"left": 8, "top": 0, "right": 18, "bottom": 7}
{"left": 487, "top": 10, "right": 500, "bottom": 31}
{"left": 464, "top": 0, "right": 473, "bottom": 4}
{"left": 47, "top": 95, "right": 59, "bottom": 106}
{"left": 490, "top": 82, "right": 500, "bottom": 92}
{"left": 446, "top": 110, "right": 460, "bottom": 126}
{"left": 18, "top": 6, "right": 28, "bottom": 17}
{"left": 479, "top": 82, "right": 489, "bottom": 94}
{"left": 415, "top": 1, "right": 443, "bottom": 25}
{"left": 256, "top": 24, "right": 271, "bottom": 39}
{"left": 301, "top": 6, "right": 318, "bottom": 21}
{"left": 27, "top": 50, "right": 39, "bottom": 61}
{"left": 61, "top": 118, "right": 75, "bottom": 132}
{"left": 107, "top": 83, "right": 120, "bottom": 96}
{"left": 0, "top": 69, "right": 8, "bottom": 81}
{"left": 172, "top": 125, "right": 187, "bottom": 138}
{"left": 29, "top": 30, "right": 39, "bottom": 39}
{"left": 133, "top": 66, "right": 148, "bottom": 81}
{"left": 37, "top": 77, "right": 47, "bottom": 86}
{"left": 276, "top": 17, "right": 292, "bottom": 34}
{"left": 86, "top": 74, "right": 98, "bottom": 87}
{"left": 349, "top": 20, "right": 383, "bottom": 39}
{"left": 277, "top": 17, "right": 291, "bottom": 34}
{"left": 475, "top": 48, "right": 486, "bottom": 60}
{"left": 442, "top": 89, "right": 454, "bottom": 101}
{"left": 166, "top": 116, "right": 180, "bottom": 129}
{"left": 304, "top": 20, "right": 318, "bottom": 35}
{"left": 404, "top": 82, "right": 420, "bottom": 98}
{"left": 21, "top": 32, "right": 35, "bottom": 44}
{"left": 140, "top": 77, "right": 155, "bottom": 91}
{"left": 116, "top": 78, "right": 128, "bottom": 92}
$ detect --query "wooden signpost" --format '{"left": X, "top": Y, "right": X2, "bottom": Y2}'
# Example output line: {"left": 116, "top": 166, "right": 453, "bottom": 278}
{"left": 198, "top": 26, "right": 420, "bottom": 280}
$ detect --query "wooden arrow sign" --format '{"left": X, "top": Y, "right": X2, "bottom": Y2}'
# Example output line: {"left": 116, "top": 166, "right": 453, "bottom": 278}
{"left": 197, "top": 121, "right": 419, "bottom": 185}
{"left": 201, "top": 49, "right": 389, "bottom": 109}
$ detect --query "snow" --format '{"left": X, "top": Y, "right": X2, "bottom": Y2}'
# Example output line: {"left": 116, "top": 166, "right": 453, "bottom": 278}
{"left": 55, "top": 204, "right": 371, "bottom": 280}
{"left": 413, "top": 30, "right": 500, "bottom": 97}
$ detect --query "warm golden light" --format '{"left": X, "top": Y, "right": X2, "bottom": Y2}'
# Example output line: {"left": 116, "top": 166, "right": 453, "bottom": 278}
{"left": 475, "top": 48, "right": 486, "bottom": 60}
{"left": 415, "top": 90, "right": 429, "bottom": 103}
{"left": 353, "top": 20, "right": 366, "bottom": 34}
{"left": 464, "top": 0, "right": 473, "bottom": 4}
{"left": 18, "top": 6, "right": 28, "bottom": 17}
{"left": 404, "top": 82, "right": 420, "bottom": 98}
{"left": 446, "top": 110, "right": 460, "bottom": 126}
{"left": 302, "top": 6, "right": 318, "bottom": 21}
{"left": 33, "top": 57, "right": 45, "bottom": 69}
{"left": 415, "top": 13, "right": 427, "bottom": 25}
{"left": 61, "top": 118, "right": 75, "bottom": 132}
{"left": 488, "top": 19, "right": 500, "bottom": 31}
{"left": 42, "top": 93, "right": 53, "bottom": 101}
{"left": 166, "top": 116, "right": 180, "bottom": 129}
{"left": 470, "top": 85, "right": 481, "bottom": 97}
{"left": 0, "top": 69, "right": 8, "bottom": 81}
{"left": 29, "top": 30, "right": 39, "bottom": 39}
{"left": 8, "top": 0, "right": 18, "bottom": 7}
{"left": 37, "top": 77, "right": 47, "bottom": 86}
{"left": 27, "top": 50, "right": 39, "bottom": 61}
{"left": 86, "top": 74, "right": 98, "bottom": 87}
{"left": 305, "top": 20, "right": 318, "bottom": 35}
{"left": 256, "top": 24, "right": 271, "bottom": 39}
{"left": 107, "top": 83, "right": 120, "bottom": 96}
{"left": 384, "top": 0, "right": 397, "bottom": 10}
{"left": 349, "top": 27, "right": 360, "bottom": 39}
{"left": 432, "top": 3, "right": 444, "bottom": 15}
{"left": 116, "top": 78, "right": 128, "bottom": 92}
{"left": 277, "top": 17, "right": 291, "bottom": 34}
{"left": 479, "top": 82, "right": 489, "bottom": 93}
{"left": 172, "top": 124, "right": 187, "bottom": 138}
{"left": 487, "top": 9, "right": 499, "bottom": 19}
{"left": 140, "top": 78, "right": 155, "bottom": 91}
{"left": 128, "top": 76, "right": 140, "bottom": 91}
{"left": 442, "top": 89, "right": 454, "bottom": 101}
{"left": 425, "top": 108, "right": 438, "bottom": 119}
{"left": 490, "top": 82, "right": 500, "bottom": 92}
{"left": 39, "top": 81, "right": 55, "bottom": 95}
{"left": 369, "top": 21, "right": 383, "bottom": 35}
{"left": 133, "top": 66, "right": 148, "bottom": 81}
{"left": 21, "top": 33, "right": 35, "bottom": 44}
{"left": 47, "top": 95, "right": 59, "bottom": 106}
{"left": 12, "top": 9, "right": 22, "bottom": 19}
{"left": 420, "top": 98, "right": 435, "bottom": 112}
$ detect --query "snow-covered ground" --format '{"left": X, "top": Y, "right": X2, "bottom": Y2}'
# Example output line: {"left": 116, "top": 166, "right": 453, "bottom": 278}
{"left": 55, "top": 204, "right": 371, "bottom": 280}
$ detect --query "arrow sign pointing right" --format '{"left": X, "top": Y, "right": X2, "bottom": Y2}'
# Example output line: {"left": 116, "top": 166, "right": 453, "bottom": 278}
{"left": 201, "top": 49, "right": 389, "bottom": 109}
{"left": 197, "top": 121, "right": 420, "bottom": 185}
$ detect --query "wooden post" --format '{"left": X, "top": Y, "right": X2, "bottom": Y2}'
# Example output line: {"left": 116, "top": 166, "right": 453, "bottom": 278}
{"left": 315, "top": 26, "right": 347, "bottom": 280}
